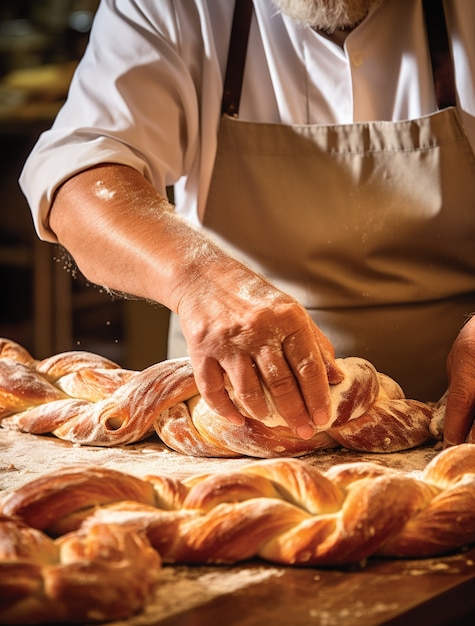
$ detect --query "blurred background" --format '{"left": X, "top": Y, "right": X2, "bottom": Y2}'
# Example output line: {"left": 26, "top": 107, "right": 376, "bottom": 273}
{"left": 0, "top": 0, "right": 170, "bottom": 369}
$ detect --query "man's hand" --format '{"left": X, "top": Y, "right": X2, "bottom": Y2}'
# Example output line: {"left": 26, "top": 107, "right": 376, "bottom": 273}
{"left": 49, "top": 164, "right": 342, "bottom": 440}
{"left": 177, "top": 265, "right": 343, "bottom": 439}
{"left": 443, "top": 315, "right": 475, "bottom": 446}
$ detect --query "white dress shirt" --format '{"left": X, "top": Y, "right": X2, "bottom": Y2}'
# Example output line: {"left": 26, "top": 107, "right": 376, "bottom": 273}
{"left": 20, "top": 0, "right": 475, "bottom": 240}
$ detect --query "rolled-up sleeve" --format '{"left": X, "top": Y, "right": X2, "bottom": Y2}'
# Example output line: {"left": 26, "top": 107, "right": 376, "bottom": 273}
{"left": 19, "top": 0, "right": 223, "bottom": 241}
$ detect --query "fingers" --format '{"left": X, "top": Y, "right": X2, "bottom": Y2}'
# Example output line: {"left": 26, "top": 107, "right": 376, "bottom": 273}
{"left": 191, "top": 322, "right": 337, "bottom": 440}
{"left": 310, "top": 324, "right": 345, "bottom": 386}
{"left": 198, "top": 350, "right": 318, "bottom": 439}
{"left": 192, "top": 357, "right": 246, "bottom": 427}
{"left": 443, "top": 384, "right": 475, "bottom": 446}
{"left": 443, "top": 318, "right": 475, "bottom": 447}
{"left": 280, "top": 329, "right": 332, "bottom": 427}
{"left": 252, "top": 342, "right": 321, "bottom": 438}
{"left": 443, "top": 360, "right": 475, "bottom": 446}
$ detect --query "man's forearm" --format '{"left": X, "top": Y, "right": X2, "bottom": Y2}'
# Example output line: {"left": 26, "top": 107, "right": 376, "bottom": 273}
{"left": 49, "top": 163, "right": 226, "bottom": 312}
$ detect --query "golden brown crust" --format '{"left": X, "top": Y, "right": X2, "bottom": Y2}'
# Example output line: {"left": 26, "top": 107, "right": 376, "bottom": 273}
{"left": 0, "top": 515, "right": 161, "bottom": 625}
{"left": 1, "top": 466, "right": 157, "bottom": 532}
{"left": 36, "top": 351, "right": 123, "bottom": 381}
{"left": 0, "top": 338, "right": 36, "bottom": 366}
{"left": 1, "top": 445, "right": 474, "bottom": 623}
{"left": 0, "top": 360, "right": 67, "bottom": 418}
{"left": 0, "top": 337, "right": 438, "bottom": 457}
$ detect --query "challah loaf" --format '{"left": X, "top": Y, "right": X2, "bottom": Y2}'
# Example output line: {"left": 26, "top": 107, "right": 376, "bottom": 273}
{"left": 1, "top": 444, "right": 474, "bottom": 623}
{"left": 1, "top": 337, "right": 436, "bottom": 457}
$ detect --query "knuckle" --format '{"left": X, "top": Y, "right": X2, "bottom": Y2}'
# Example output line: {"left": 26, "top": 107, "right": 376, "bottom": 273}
{"left": 237, "top": 389, "right": 264, "bottom": 407}
{"left": 265, "top": 375, "right": 295, "bottom": 398}
{"left": 295, "top": 356, "right": 321, "bottom": 380}
{"left": 231, "top": 375, "right": 264, "bottom": 404}
{"left": 199, "top": 378, "right": 225, "bottom": 399}
{"left": 447, "top": 384, "right": 475, "bottom": 412}
{"left": 185, "top": 319, "right": 211, "bottom": 345}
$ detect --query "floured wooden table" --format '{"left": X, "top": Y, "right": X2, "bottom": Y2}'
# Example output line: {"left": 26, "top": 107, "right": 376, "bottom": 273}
{"left": 1, "top": 429, "right": 474, "bottom": 625}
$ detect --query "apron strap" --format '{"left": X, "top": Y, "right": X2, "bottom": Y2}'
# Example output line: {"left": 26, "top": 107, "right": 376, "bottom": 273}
{"left": 221, "top": 0, "right": 254, "bottom": 117}
{"left": 423, "top": 0, "right": 456, "bottom": 109}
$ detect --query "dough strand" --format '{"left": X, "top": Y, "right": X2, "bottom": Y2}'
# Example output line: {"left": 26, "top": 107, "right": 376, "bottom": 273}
{"left": 0, "top": 338, "right": 444, "bottom": 457}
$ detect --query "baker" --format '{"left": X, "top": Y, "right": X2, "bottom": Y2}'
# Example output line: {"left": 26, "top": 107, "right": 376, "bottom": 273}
{"left": 19, "top": 0, "right": 475, "bottom": 446}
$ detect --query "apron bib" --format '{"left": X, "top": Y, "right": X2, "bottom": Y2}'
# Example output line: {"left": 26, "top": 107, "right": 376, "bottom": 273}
{"left": 202, "top": 109, "right": 475, "bottom": 401}
{"left": 171, "top": 0, "right": 475, "bottom": 402}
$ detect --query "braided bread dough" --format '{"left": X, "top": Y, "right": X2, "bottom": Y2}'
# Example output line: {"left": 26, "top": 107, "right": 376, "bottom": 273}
{"left": 1, "top": 444, "right": 475, "bottom": 624}
{"left": 0, "top": 337, "right": 438, "bottom": 457}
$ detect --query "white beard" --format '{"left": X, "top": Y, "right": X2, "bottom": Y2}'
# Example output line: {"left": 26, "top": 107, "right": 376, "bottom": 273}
{"left": 271, "top": 0, "right": 384, "bottom": 32}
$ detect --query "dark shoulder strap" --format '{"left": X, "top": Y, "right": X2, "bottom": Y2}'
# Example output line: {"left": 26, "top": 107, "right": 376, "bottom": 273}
{"left": 422, "top": 0, "right": 456, "bottom": 109}
{"left": 221, "top": 0, "right": 254, "bottom": 117}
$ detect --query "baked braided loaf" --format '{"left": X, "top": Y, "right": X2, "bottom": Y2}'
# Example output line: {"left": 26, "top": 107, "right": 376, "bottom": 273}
{"left": 0, "top": 337, "right": 437, "bottom": 457}
{"left": 1, "top": 444, "right": 475, "bottom": 624}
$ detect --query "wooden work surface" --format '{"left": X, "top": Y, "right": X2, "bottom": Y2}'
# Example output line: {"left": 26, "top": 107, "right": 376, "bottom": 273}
{"left": 123, "top": 552, "right": 475, "bottom": 626}
{"left": 1, "top": 429, "right": 474, "bottom": 626}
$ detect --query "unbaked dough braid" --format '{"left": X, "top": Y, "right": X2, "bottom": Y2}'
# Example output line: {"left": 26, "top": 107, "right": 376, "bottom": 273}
{"left": 0, "top": 337, "right": 438, "bottom": 457}
{"left": 1, "top": 445, "right": 474, "bottom": 624}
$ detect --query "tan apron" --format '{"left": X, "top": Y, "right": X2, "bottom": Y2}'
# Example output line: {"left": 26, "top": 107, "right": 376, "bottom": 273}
{"left": 172, "top": 1, "right": 475, "bottom": 402}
